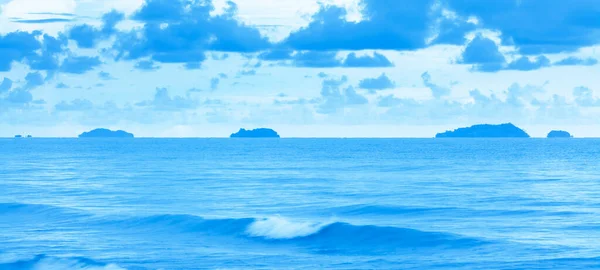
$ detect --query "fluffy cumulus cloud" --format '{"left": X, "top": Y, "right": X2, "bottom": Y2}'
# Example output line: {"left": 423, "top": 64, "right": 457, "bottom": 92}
{"left": 446, "top": 0, "right": 600, "bottom": 54}
{"left": 374, "top": 82, "right": 586, "bottom": 125}
{"left": 260, "top": 51, "right": 394, "bottom": 68}
{"left": 317, "top": 76, "right": 368, "bottom": 114}
{"left": 134, "top": 60, "right": 160, "bottom": 71}
{"left": 0, "top": 78, "right": 13, "bottom": 93}
{"left": 573, "top": 86, "right": 600, "bottom": 107}
{"left": 505, "top": 56, "right": 551, "bottom": 71}
{"left": 0, "top": 72, "right": 46, "bottom": 108}
{"left": 282, "top": 0, "right": 474, "bottom": 51}
{"left": 421, "top": 72, "right": 451, "bottom": 98}
{"left": 98, "top": 71, "right": 115, "bottom": 80}
{"left": 343, "top": 52, "right": 394, "bottom": 68}
{"left": 60, "top": 56, "right": 102, "bottom": 74}
{"left": 112, "top": 0, "right": 271, "bottom": 68}
{"left": 358, "top": 73, "right": 395, "bottom": 93}
{"left": 136, "top": 87, "right": 199, "bottom": 111}
{"left": 458, "top": 35, "right": 506, "bottom": 72}
{"left": 0, "top": 31, "right": 67, "bottom": 72}
{"left": 2, "top": 0, "right": 600, "bottom": 136}
{"left": 67, "top": 10, "right": 124, "bottom": 49}
{"left": 459, "top": 35, "right": 598, "bottom": 72}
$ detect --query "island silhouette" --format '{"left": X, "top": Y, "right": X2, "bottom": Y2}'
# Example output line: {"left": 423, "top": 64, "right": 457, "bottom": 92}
{"left": 79, "top": 128, "right": 134, "bottom": 138}
{"left": 436, "top": 123, "right": 530, "bottom": 138}
{"left": 230, "top": 128, "right": 280, "bottom": 138}
{"left": 547, "top": 130, "right": 573, "bottom": 138}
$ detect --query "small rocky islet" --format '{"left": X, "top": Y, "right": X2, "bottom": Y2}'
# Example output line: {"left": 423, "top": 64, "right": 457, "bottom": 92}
{"left": 78, "top": 128, "right": 134, "bottom": 138}
{"left": 547, "top": 130, "right": 573, "bottom": 138}
{"left": 230, "top": 128, "right": 280, "bottom": 138}
{"left": 436, "top": 123, "right": 530, "bottom": 138}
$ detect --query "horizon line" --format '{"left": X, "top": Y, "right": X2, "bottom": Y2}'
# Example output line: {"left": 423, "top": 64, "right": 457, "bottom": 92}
{"left": 3, "top": 137, "right": 599, "bottom": 139}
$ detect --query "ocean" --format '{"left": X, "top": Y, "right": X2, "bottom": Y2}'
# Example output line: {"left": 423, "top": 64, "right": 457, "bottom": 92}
{"left": 1, "top": 138, "right": 599, "bottom": 269}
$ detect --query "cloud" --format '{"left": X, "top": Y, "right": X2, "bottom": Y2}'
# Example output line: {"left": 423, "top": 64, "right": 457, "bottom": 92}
{"left": 317, "top": 72, "right": 328, "bottom": 78}
{"left": 60, "top": 56, "right": 102, "bottom": 74}
{"left": 67, "top": 10, "right": 124, "bottom": 48}
{"left": 136, "top": 87, "right": 198, "bottom": 111}
{"left": 291, "top": 51, "right": 342, "bottom": 68}
{"left": 282, "top": 1, "right": 473, "bottom": 51}
{"left": 27, "top": 12, "right": 76, "bottom": 16}
{"left": 317, "top": 76, "right": 368, "bottom": 114}
{"left": 573, "top": 86, "right": 600, "bottom": 107}
{"left": 134, "top": 60, "right": 160, "bottom": 71}
{"left": 56, "top": 82, "right": 70, "bottom": 89}
{"left": 505, "top": 56, "right": 551, "bottom": 71}
{"left": 342, "top": 52, "right": 394, "bottom": 68}
{"left": 11, "top": 18, "right": 73, "bottom": 23}
{"left": 211, "top": 53, "right": 230, "bottom": 61}
{"left": 23, "top": 72, "right": 44, "bottom": 90}
{"left": 261, "top": 50, "right": 395, "bottom": 68}
{"left": 459, "top": 35, "right": 506, "bottom": 72}
{"left": 27, "top": 34, "right": 68, "bottom": 72}
{"left": 184, "top": 62, "right": 202, "bottom": 70}
{"left": 54, "top": 99, "right": 94, "bottom": 111}
{"left": 459, "top": 35, "right": 579, "bottom": 72}
{"left": 421, "top": 72, "right": 451, "bottom": 98}
{"left": 0, "top": 72, "right": 43, "bottom": 105}
{"left": 210, "top": 77, "right": 220, "bottom": 90}
{"left": 98, "top": 71, "right": 115, "bottom": 80}
{"left": 0, "top": 31, "right": 39, "bottom": 71}
{"left": 372, "top": 82, "right": 579, "bottom": 124}
{"left": 447, "top": 0, "right": 600, "bottom": 54}
{"left": 277, "top": 0, "right": 600, "bottom": 55}
{"left": 554, "top": 57, "right": 598, "bottom": 66}
{"left": 258, "top": 49, "right": 294, "bottom": 61}
{"left": 0, "top": 31, "right": 67, "bottom": 72}
{"left": 113, "top": 0, "right": 271, "bottom": 67}
{"left": 344, "top": 86, "right": 369, "bottom": 105}
{"left": 5, "top": 89, "right": 33, "bottom": 104}
{"left": 0, "top": 78, "right": 13, "bottom": 93}
{"left": 274, "top": 97, "right": 318, "bottom": 106}
{"left": 377, "top": 94, "right": 405, "bottom": 107}
{"left": 358, "top": 73, "right": 395, "bottom": 93}
{"left": 237, "top": 69, "right": 257, "bottom": 76}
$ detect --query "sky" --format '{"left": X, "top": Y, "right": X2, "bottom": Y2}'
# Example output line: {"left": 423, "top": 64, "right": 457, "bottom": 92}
{"left": 1, "top": 0, "right": 600, "bottom": 138}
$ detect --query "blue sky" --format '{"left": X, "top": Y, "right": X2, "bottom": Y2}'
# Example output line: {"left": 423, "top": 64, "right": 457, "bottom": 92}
{"left": 1, "top": 0, "right": 600, "bottom": 137}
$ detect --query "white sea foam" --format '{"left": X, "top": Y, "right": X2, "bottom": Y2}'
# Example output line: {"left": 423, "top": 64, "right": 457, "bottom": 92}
{"left": 245, "top": 216, "right": 333, "bottom": 239}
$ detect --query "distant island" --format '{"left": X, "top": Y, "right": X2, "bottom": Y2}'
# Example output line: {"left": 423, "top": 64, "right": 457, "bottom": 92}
{"left": 230, "top": 128, "right": 280, "bottom": 138}
{"left": 14, "top": 135, "right": 22, "bottom": 138}
{"left": 547, "top": 130, "right": 572, "bottom": 138}
{"left": 436, "top": 123, "right": 530, "bottom": 138}
{"left": 79, "top": 128, "right": 134, "bottom": 138}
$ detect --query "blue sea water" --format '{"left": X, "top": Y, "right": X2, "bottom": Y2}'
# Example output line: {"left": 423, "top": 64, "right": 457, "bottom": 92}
{"left": 1, "top": 138, "right": 600, "bottom": 269}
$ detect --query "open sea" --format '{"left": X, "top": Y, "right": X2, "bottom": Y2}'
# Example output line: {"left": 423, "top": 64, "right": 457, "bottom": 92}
{"left": 1, "top": 138, "right": 600, "bottom": 269}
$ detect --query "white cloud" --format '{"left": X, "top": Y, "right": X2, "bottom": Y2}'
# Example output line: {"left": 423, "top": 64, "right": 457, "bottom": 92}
{"left": 1, "top": 0, "right": 76, "bottom": 16}
{"left": 211, "top": 0, "right": 362, "bottom": 41}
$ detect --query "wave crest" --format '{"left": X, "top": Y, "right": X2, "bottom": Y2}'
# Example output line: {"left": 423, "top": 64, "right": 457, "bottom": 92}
{"left": 246, "top": 216, "right": 332, "bottom": 239}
